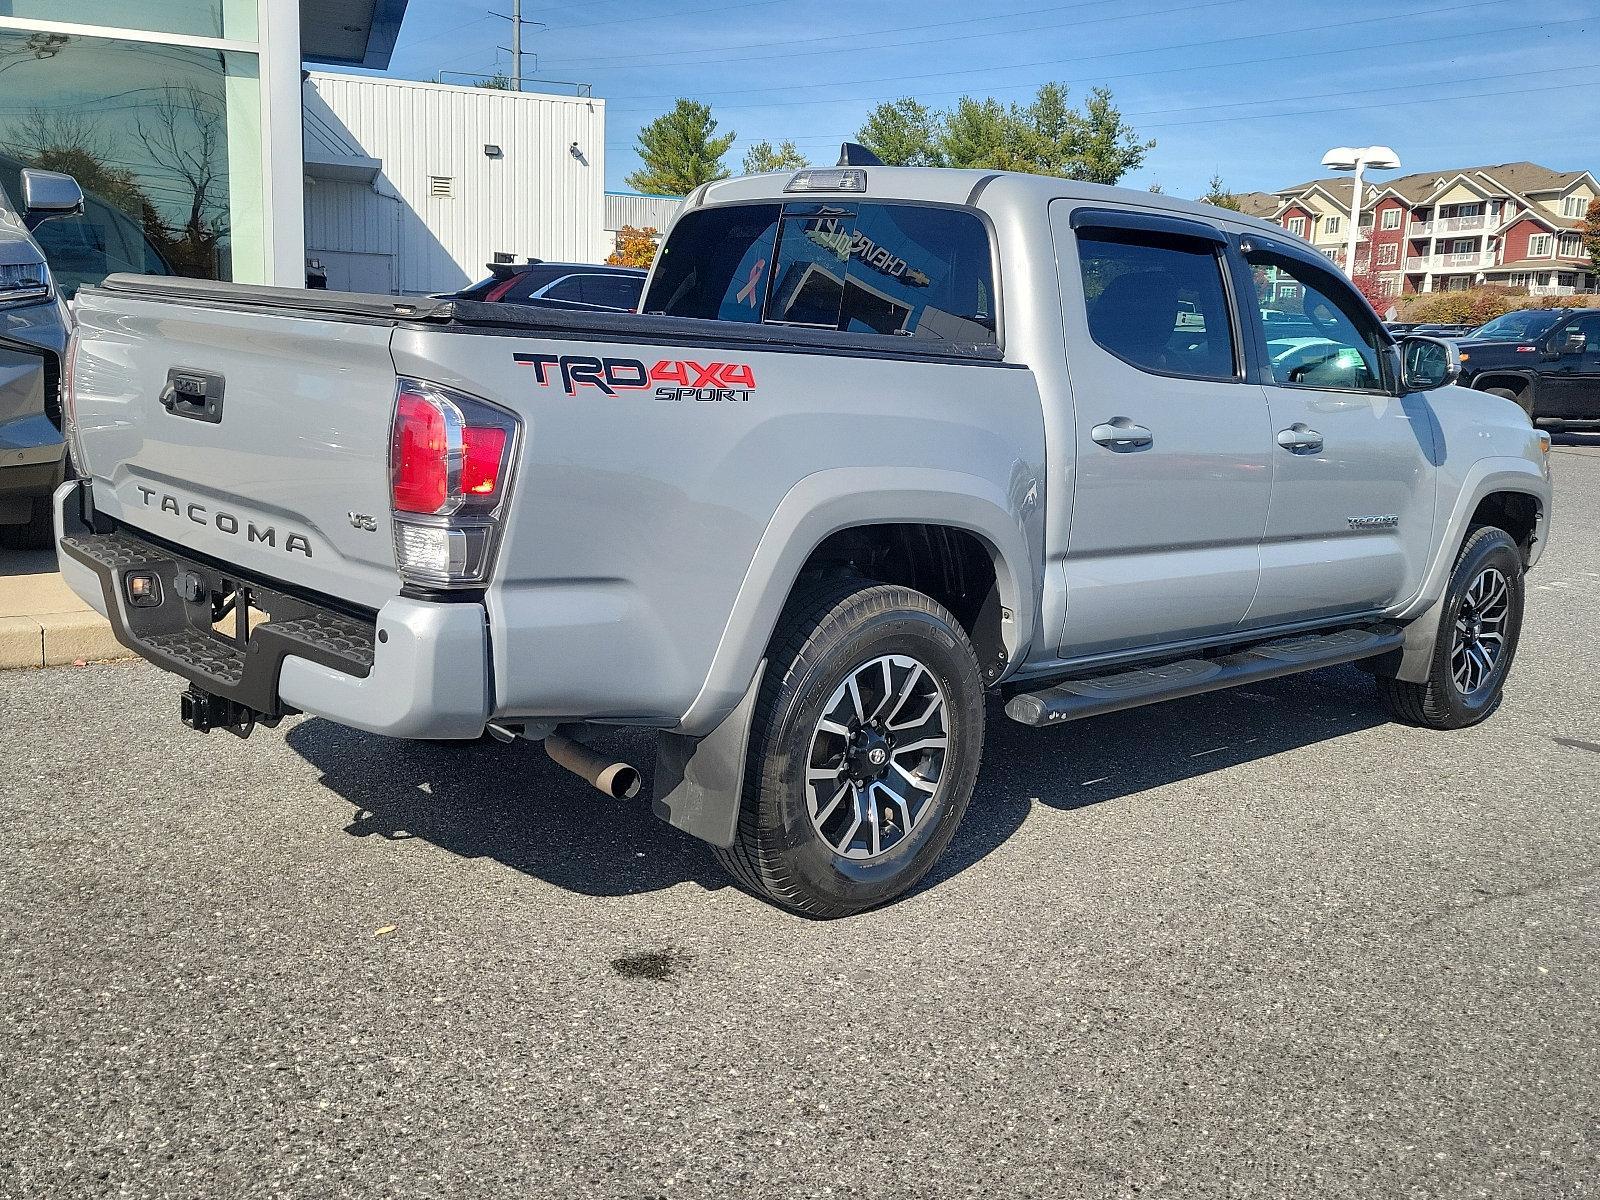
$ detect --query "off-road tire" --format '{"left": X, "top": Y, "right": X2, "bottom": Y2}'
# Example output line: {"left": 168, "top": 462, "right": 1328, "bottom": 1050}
{"left": 1376, "top": 525, "right": 1525, "bottom": 730}
{"left": 715, "top": 574, "right": 985, "bottom": 918}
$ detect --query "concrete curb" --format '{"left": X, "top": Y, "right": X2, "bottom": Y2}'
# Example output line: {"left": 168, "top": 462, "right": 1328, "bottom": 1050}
{"left": 0, "top": 610, "right": 131, "bottom": 670}
{"left": 2, "top": 549, "right": 133, "bottom": 670}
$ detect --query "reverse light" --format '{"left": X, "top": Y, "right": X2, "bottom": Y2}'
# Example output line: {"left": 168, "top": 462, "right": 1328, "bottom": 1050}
{"left": 389, "top": 377, "right": 520, "bottom": 587}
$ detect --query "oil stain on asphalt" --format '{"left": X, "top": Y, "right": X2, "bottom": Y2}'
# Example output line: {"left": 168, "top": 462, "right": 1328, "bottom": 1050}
{"left": 611, "top": 945, "right": 691, "bottom": 981}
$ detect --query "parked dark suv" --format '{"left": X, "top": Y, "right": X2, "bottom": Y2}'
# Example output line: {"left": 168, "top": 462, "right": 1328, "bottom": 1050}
{"left": 0, "top": 163, "right": 79, "bottom": 547}
{"left": 1459, "top": 307, "right": 1600, "bottom": 423}
{"left": 0, "top": 154, "right": 175, "bottom": 546}
{"left": 450, "top": 260, "right": 647, "bottom": 312}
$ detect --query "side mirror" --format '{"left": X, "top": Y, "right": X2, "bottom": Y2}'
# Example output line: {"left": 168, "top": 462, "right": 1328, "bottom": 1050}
{"left": 1560, "top": 328, "right": 1587, "bottom": 357}
{"left": 20, "top": 169, "right": 84, "bottom": 230}
{"left": 1399, "top": 334, "right": 1461, "bottom": 392}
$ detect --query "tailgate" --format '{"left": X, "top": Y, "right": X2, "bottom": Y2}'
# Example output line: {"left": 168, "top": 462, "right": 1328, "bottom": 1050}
{"left": 70, "top": 287, "right": 403, "bottom": 611}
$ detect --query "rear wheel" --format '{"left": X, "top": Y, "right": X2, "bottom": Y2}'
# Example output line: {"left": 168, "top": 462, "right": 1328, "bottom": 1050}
{"left": 716, "top": 575, "right": 985, "bottom": 918}
{"left": 1376, "top": 525, "right": 1525, "bottom": 729}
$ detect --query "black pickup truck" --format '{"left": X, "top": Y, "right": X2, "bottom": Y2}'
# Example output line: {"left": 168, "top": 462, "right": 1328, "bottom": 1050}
{"left": 1458, "top": 307, "right": 1600, "bottom": 423}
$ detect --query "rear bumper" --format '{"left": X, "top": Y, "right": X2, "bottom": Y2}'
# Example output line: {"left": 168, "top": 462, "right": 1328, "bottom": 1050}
{"left": 55, "top": 480, "right": 490, "bottom": 739}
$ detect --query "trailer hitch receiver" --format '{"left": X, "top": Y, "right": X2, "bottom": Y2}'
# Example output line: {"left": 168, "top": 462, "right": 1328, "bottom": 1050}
{"left": 180, "top": 687, "right": 265, "bottom": 739}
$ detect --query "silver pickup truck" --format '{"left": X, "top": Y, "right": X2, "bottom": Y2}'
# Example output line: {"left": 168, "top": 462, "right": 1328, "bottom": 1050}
{"left": 55, "top": 155, "right": 1552, "bottom": 917}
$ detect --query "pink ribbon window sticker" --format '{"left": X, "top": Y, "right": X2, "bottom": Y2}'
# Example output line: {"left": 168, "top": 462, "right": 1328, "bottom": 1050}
{"left": 735, "top": 257, "right": 766, "bottom": 308}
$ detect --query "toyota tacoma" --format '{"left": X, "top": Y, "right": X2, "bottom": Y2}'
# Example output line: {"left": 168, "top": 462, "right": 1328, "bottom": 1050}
{"left": 54, "top": 150, "right": 1553, "bottom": 917}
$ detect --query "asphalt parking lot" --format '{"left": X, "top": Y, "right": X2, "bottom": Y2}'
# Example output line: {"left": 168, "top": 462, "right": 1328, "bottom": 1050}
{"left": 3, "top": 438, "right": 1597, "bottom": 1200}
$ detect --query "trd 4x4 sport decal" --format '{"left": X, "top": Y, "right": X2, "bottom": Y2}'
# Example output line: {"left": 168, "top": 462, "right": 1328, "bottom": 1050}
{"left": 514, "top": 353, "right": 756, "bottom": 402}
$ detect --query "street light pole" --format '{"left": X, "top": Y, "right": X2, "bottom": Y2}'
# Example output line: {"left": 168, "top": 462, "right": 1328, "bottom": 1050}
{"left": 1321, "top": 145, "right": 1400, "bottom": 280}
{"left": 1343, "top": 162, "right": 1365, "bottom": 278}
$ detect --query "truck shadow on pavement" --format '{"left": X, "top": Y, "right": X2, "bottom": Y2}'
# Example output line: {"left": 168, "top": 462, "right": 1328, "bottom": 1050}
{"left": 286, "top": 664, "right": 1390, "bottom": 907}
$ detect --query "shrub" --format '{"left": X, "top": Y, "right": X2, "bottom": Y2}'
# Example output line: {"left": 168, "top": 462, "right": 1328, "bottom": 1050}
{"left": 1397, "top": 287, "right": 1595, "bottom": 325}
{"left": 606, "top": 225, "right": 660, "bottom": 269}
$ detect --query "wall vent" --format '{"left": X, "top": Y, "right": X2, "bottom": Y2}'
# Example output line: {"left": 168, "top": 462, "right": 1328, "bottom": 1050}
{"left": 429, "top": 175, "right": 454, "bottom": 198}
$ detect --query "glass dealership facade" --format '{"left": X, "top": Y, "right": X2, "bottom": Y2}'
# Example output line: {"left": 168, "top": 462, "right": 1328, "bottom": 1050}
{"left": 0, "top": 2, "right": 288, "bottom": 289}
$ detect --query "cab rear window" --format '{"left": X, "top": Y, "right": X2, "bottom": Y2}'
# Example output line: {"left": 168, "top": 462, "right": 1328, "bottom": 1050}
{"left": 645, "top": 201, "right": 997, "bottom": 345}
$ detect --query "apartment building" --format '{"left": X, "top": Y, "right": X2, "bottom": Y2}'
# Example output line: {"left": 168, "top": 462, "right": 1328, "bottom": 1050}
{"left": 1239, "top": 162, "right": 1597, "bottom": 298}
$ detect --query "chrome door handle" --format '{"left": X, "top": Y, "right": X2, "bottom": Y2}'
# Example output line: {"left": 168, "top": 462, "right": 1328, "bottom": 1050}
{"left": 1091, "top": 419, "right": 1153, "bottom": 449}
{"left": 1276, "top": 424, "right": 1324, "bottom": 453}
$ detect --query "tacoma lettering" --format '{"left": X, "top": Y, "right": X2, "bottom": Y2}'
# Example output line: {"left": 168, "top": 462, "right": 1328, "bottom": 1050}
{"left": 136, "top": 486, "right": 311, "bottom": 558}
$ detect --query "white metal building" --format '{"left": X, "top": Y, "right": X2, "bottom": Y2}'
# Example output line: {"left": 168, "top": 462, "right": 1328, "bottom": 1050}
{"left": 0, "top": 1, "right": 407, "bottom": 290}
{"left": 304, "top": 73, "right": 608, "bottom": 295}
{"left": 604, "top": 192, "right": 683, "bottom": 242}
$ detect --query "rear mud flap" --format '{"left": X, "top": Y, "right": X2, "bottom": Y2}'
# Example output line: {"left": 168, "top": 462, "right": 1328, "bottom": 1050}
{"left": 651, "top": 660, "right": 766, "bottom": 849}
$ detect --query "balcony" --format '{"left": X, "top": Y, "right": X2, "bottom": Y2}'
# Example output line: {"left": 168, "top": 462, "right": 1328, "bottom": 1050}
{"left": 1415, "top": 214, "right": 1493, "bottom": 237}
{"left": 1404, "top": 251, "right": 1496, "bottom": 273}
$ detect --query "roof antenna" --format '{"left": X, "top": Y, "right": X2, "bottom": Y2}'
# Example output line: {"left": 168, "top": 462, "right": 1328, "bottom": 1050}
{"left": 837, "top": 142, "right": 884, "bottom": 167}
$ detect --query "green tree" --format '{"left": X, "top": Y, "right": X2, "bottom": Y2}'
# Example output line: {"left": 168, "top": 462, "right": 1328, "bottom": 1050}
{"left": 1584, "top": 197, "right": 1600, "bottom": 272}
{"left": 856, "top": 97, "right": 944, "bottom": 167}
{"left": 741, "top": 139, "right": 808, "bottom": 174}
{"left": 1016, "top": 82, "right": 1077, "bottom": 175}
{"left": 939, "top": 96, "right": 1028, "bottom": 171}
{"left": 860, "top": 85, "right": 1153, "bottom": 183}
{"left": 472, "top": 71, "right": 513, "bottom": 90}
{"left": 1065, "top": 87, "right": 1154, "bottom": 185}
{"left": 1199, "top": 173, "right": 1242, "bottom": 211}
{"left": 625, "top": 98, "right": 735, "bottom": 196}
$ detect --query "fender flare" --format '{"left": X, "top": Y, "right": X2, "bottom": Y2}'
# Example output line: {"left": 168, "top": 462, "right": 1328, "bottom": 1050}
{"left": 1469, "top": 370, "right": 1537, "bottom": 396}
{"left": 678, "top": 466, "right": 1036, "bottom": 737}
{"left": 1384, "top": 457, "right": 1550, "bottom": 683}
{"left": 651, "top": 467, "right": 1036, "bottom": 848}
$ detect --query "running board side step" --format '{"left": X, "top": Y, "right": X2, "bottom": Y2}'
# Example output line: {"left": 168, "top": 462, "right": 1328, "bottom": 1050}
{"left": 1004, "top": 624, "right": 1405, "bottom": 727}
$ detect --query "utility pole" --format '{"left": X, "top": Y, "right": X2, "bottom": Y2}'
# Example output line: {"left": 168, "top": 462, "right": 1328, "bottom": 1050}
{"left": 511, "top": 0, "right": 521, "bottom": 92}
{"left": 492, "top": 4, "right": 540, "bottom": 92}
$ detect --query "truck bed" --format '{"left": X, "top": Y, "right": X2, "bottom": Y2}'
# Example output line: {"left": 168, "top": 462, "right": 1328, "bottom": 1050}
{"left": 95, "top": 274, "right": 1007, "bottom": 364}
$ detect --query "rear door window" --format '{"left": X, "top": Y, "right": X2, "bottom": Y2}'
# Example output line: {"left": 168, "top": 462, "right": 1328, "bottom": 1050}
{"left": 539, "top": 275, "right": 587, "bottom": 302}
{"left": 1077, "top": 228, "right": 1238, "bottom": 380}
{"left": 496, "top": 266, "right": 575, "bottom": 304}
{"left": 581, "top": 274, "right": 643, "bottom": 310}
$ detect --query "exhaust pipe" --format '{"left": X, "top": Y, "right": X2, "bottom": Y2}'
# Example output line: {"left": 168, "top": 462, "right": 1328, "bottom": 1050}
{"left": 544, "top": 727, "right": 641, "bottom": 800}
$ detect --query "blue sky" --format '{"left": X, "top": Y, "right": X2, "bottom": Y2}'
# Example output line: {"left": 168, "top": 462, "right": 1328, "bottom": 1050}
{"left": 373, "top": 0, "right": 1597, "bottom": 197}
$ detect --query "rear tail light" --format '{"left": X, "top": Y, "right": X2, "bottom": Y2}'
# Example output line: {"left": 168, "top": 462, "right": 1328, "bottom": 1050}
{"left": 389, "top": 377, "right": 520, "bottom": 587}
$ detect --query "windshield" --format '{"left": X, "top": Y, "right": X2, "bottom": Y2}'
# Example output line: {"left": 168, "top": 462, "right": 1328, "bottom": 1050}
{"left": 1470, "top": 310, "right": 1562, "bottom": 341}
